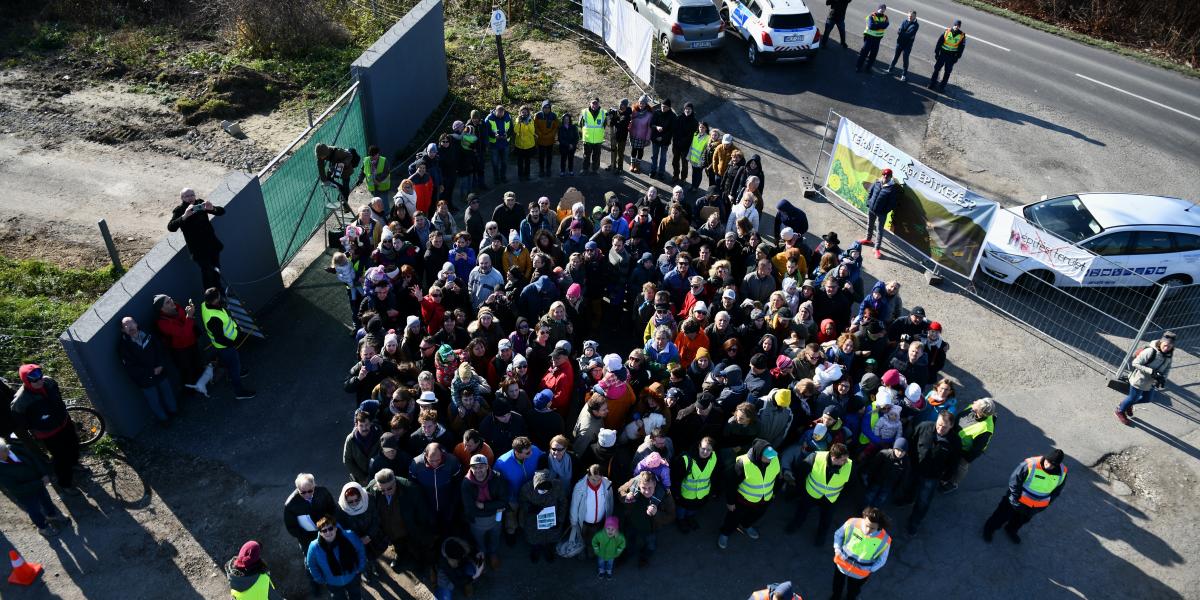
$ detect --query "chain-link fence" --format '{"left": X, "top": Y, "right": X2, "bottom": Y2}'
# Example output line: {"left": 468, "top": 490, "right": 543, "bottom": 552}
{"left": 258, "top": 83, "right": 367, "bottom": 267}
{"left": 535, "top": 0, "right": 659, "bottom": 94}
{"left": 1116, "top": 282, "right": 1200, "bottom": 380}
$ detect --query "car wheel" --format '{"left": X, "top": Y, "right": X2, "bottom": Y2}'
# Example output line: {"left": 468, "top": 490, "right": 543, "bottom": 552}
{"left": 661, "top": 34, "right": 673, "bottom": 59}
{"left": 747, "top": 41, "right": 762, "bottom": 65}
{"left": 1158, "top": 274, "right": 1192, "bottom": 288}
{"left": 1015, "top": 269, "right": 1054, "bottom": 294}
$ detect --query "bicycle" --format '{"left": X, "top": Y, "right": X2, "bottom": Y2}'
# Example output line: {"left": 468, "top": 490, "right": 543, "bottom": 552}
{"left": 65, "top": 398, "right": 106, "bottom": 448}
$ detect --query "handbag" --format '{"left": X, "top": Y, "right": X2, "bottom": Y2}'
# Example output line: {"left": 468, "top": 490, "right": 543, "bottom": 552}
{"left": 556, "top": 523, "right": 584, "bottom": 558}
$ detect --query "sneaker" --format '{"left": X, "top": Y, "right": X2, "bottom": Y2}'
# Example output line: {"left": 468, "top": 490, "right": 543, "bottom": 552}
{"left": 1124, "top": 406, "right": 1134, "bottom": 418}
{"left": 717, "top": 534, "right": 728, "bottom": 549}
{"left": 857, "top": 238, "right": 874, "bottom": 246}
{"left": 874, "top": 248, "right": 882, "bottom": 259}
{"left": 900, "top": 75, "right": 907, "bottom": 82}
{"left": 605, "top": 572, "right": 613, "bottom": 579}
{"left": 740, "top": 527, "right": 760, "bottom": 540}
{"left": 1114, "top": 410, "right": 1133, "bottom": 427}
{"left": 982, "top": 526, "right": 994, "bottom": 543}
{"left": 39, "top": 525, "right": 60, "bottom": 537}
{"left": 940, "top": 482, "right": 959, "bottom": 494}
{"left": 1004, "top": 529, "right": 1022, "bottom": 544}
{"left": 598, "top": 570, "right": 606, "bottom": 579}
{"left": 569, "top": 171, "right": 576, "bottom": 176}
{"left": 235, "top": 390, "right": 257, "bottom": 400}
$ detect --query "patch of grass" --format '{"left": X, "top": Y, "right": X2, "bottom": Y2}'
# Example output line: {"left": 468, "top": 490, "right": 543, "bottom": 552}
{"left": 180, "top": 49, "right": 226, "bottom": 72}
{"left": 198, "top": 97, "right": 232, "bottom": 113}
{"left": 0, "top": 256, "right": 118, "bottom": 385}
{"left": 952, "top": 0, "right": 1199, "bottom": 79}
{"left": 445, "top": 22, "right": 554, "bottom": 115}
{"left": 78, "top": 27, "right": 175, "bottom": 67}
{"left": 230, "top": 44, "right": 361, "bottom": 105}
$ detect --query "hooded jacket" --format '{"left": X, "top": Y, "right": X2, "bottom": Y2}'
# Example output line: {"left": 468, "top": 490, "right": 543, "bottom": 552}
{"left": 11, "top": 365, "right": 69, "bottom": 439}
{"left": 518, "top": 470, "right": 568, "bottom": 544}
{"left": 225, "top": 557, "right": 284, "bottom": 600}
{"left": 775, "top": 199, "right": 809, "bottom": 238}
{"left": 757, "top": 391, "right": 794, "bottom": 448}
{"left": 867, "top": 178, "right": 901, "bottom": 215}
{"left": 716, "top": 365, "right": 748, "bottom": 413}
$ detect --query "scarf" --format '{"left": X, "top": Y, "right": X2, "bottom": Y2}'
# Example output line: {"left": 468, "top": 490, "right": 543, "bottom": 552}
{"left": 466, "top": 467, "right": 493, "bottom": 503}
{"left": 338, "top": 482, "right": 369, "bottom": 516}
{"left": 318, "top": 528, "right": 359, "bottom": 577}
{"left": 547, "top": 452, "right": 572, "bottom": 482}
{"left": 353, "top": 426, "right": 381, "bottom": 455}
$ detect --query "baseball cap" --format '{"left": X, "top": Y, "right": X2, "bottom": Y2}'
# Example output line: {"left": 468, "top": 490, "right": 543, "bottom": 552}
{"left": 470, "top": 454, "right": 489, "bottom": 466}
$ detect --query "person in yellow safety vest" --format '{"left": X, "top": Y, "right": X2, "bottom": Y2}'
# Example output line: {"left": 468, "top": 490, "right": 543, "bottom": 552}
{"left": 718, "top": 439, "right": 780, "bottom": 550}
{"left": 578, "top": 97, "right": 607, "bottom": 174}
{"left": 983, "top": 449, "right": 1067, "bottom": 544}
{"left": 748, "top": 580, "right": 802, "bottom": 600}
{"left": 855, "top": 4, "right": 890, "bottom": 73}
{"left": 483, "top": 105, "right": 513, "bottom": 185}
{"left": 831, "top": 507, "right": 892, "bottom": 600}
{"left": 673, "top": 436, "right": 716, "bottom": 533}
{"left": 929, "top": 19, "right": 967, "bottom": 91}
{"left": 226, "top": 540, "right": 284, "bottom": 600}
{"left": 685, "top": 121, "right": 711, "bottom": 192}
{"left": 512, "top": 105, "right": 537, "bottom": 182}
{"left": 941, "top": 397, "right": 996, "bottom": 493}
{"left": 787, "top": 442, "right": 853, "bottom": 546}
{"left": 357, "top": 145, "right": 392, "bottom": 213}
{"left": 200, "top": 287, "right": 256, "bottom": 400}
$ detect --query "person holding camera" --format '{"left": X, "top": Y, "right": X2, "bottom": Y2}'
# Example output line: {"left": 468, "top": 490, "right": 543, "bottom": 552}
{"left": 1115, "top": 331, "right": 1175, "bottom": 426}
{"left": 167, "top": 188, "right": 226, "bottom": 291}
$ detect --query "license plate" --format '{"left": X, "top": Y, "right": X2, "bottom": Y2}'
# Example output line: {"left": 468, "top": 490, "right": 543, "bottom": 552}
{"left": 784, "top": 34, "right": 800, "bottom": 42}
{"left": 692, "top": 41, "right": 713, "bottom": 48}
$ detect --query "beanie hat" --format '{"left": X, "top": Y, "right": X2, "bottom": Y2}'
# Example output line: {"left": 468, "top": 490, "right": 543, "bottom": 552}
{"left": 881, "top": 369, "right": 904, "bottom": 388}
{"left": 234, "top": 541, "right": 262, "bottom": 570}
{"left": 905, "top": 382, "right": 924, "bottom": 406}
{"left": 605, "top": 515, "right": 620, "bottom": 528}
{"left": 511, "top": 353, "right": 528, "bottom": 368}
{"left": 604, "top": 353, "right": 624, "bottom": 372}
{"left": 892, "top": 437, "right": 908, "bottom": 452}
{"left": 860, "top": 373, "right": 881, "bottom": 394}
{"left": 384, "top": 331, "right": 400, "bottom": 348}
{"left": 567, "top": 283, "right": 583, "bottom": 299}
{"left": 773, "top": 388, "right": 792, "bottom": 408}
{"left": 406, "top": 315, "right": 421, "bottom": 330}
{"left": 598, "top": 428, "right": 618, "bottom": 448}
{"left": 533, "top": 389, "right": 554, "bottom": 410}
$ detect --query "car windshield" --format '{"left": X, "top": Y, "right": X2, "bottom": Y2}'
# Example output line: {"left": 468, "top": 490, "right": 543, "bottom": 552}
{"left": 679, "top": 5, "right": 719, "bottom": 24}
{"left": 1023, "top": 195, "right": 1103, "bottom": 243}
{"left": 768, "top": 13, "right": 815, "bottom": 29}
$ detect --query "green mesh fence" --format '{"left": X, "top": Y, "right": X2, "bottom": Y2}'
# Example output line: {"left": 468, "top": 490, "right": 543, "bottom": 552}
{"left": 261, "top": 88, "right": 367, "bottom": 266}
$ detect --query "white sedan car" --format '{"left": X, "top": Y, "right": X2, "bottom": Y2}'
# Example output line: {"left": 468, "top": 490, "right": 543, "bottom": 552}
{"left": 979, "top": 193, "right": 1200, "bottom": 288}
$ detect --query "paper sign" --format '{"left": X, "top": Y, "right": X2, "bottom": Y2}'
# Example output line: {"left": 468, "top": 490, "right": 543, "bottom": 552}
{"left": 536, "top": 506, "right": 557, "bottom": 530}
{"left": 297, "top": 514, "right": 317, "bottom": 532}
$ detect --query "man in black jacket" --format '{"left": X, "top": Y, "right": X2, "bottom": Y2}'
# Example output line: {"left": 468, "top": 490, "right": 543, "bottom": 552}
{"left": 11, "top": 364, "right": 81, "bottom": 492}
{"left": 670, "top": 102, "right": 700, "bottom": 183}
{"left": 607, "top": 99, "right": 633, "bottom": 172}
{"left": 859, "top": 168, "right": 899, "bottom": 259}
{"left": 929, "top": 19, "right": 967, "bottom": 91}
{"left": 167, "top": 187, "right": 225, "bottom": 291}
{"left": 283, "top": 472, "right": 337, "bottom": 595}
{"left": 904, "top": 410, "right": 960, "bottom": 535}
{"left": 118, "top": 316, "right": 177, "bottom": 424}
{"left": 0, "top": 438, "right": 72, "bottom": 536}
{"left": 823, "top": 0, "right": 853, "bottom": 48}
{"left": 649, "top": 99, "right": 676, "bottom": 179}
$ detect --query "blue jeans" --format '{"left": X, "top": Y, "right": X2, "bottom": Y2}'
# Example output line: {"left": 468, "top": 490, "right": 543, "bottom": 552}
{"left": 907, "top": 477, "right": 939, "bottom": 532}
{"left": 215, "top": 346, "right": 246, "bottom": 394}
{"left": 490, "top": 146, "right": 508, "bottom": 182}
{"left": 18, "top": 486, "right": 63, "bottom": 529}
{"left": 141, "top": 377, "right": 177, "bottom": 421}
{"left": 676, "top": 506, "right": 697, "bottom": 521}
{"left": 1119, "top": 387, "right": 1156, "bottom": 413}
{"left": 823, "top": 18, "right": 846, "bottom": 46}
{"left": 889, "top": 44, "right": 913, "bottom": 75}
{"left": 470, "top": 519, "right": 501, "bottom": 556}
{"left": 597, "top": 558, "right": 614, "bottom": 574}
{"left": 862, "top": 483, "right": 893, "bottom": 510}
{"left": 651, "top": 142, "right": 669, "bottom": 174}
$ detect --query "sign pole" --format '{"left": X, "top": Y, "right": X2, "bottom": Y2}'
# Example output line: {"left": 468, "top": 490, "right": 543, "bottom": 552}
{"left": 492, "top": 7, "right": 509, "bottom": 99}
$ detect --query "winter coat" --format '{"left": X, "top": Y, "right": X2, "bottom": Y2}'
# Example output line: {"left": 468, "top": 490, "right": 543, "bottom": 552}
{"left": 591, "top": 530, "right": 627, "bottom": 560}
{"left": 366, "top": 475, "right": 434, "bottom": 544}
{"left": 711, "top": 143, "right": 738, "bottom": 177}
{"left": 867, "top": 179, "right": 901, "bottom": 215}
{"left": 284, "top": 486, "right": 338, "bottom": 547}
{"left": 117, "top": 330, "right": 169, "bottom": 388}
{"left": 534, "top": 110, "right": 560, "bottom": 146}
{"left": 0, "top": 442, "right": 52, "bottom": 499}
{"left": 1129, "top": 340, "right": 1173, "bottom": 391}
{"left": 650, "top": 107, "right": 675, "bottom": 145}
{"left": 518, "top": 470, "right": 568, "bottom": 544}
{"left": 495, "top": 447, "right": 545, "bottom": 503}
{"left": 343, "top": 427, "right": 382, "bottom": 484}
{"left": 336, "top": 500, "right": 385, "bottom": 555}
{"left": 225, "top": 559, "right": 284, "bottom": 600}
{"left": 305, "top": 528, "right": 366, "bottom": 587}
{"left": 409, "top": 452, "right": 463, "bottom": 515}
{"left": 757, "top": 393, "right": 794, "bottom": 448}
{"left": 912, "top": 420, "right": 961, "bottom": 480}
{"left": 617, "top": 474, "right": 665, "bottom": 534}
{"left": 460, "top": 469, "right": 510, "bottom": 524}
{"left": 570, "top": 475, "right": 615, "bottom": 526}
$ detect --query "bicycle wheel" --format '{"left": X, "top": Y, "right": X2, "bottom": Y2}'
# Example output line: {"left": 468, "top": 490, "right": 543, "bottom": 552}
{"left": 66, "top": 406, "right": 106, "bottom": 447}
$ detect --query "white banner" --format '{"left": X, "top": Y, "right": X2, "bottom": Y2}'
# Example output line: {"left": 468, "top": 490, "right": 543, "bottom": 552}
{"left": 982, "top": 209, "right": 1096, "bottom": 283}
{"left": 582, "top": 0, "right": 653, "bottom": 85}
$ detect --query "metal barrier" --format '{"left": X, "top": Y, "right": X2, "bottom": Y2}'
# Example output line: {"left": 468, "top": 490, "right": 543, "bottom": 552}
{"left": 536, "top": 0, "right": 658, "bottom": 94}
{"left": 811, "top": 108, "right": 1178, "bottom": 379}
{"left": 258, "top": 83, "right": 368, "bottom": 267}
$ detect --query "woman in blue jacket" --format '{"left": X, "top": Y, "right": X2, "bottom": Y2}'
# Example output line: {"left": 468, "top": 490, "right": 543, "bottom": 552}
{"left": 306, "top": 515, "right": 367, "bottom": 599}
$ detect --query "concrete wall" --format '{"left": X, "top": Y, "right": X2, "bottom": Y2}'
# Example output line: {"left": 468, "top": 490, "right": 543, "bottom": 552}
{"left": 352, "top": 0, "right": 449, "bottom": 157}
{"left": 61, "top": 173, "right": 283, "bottom": 438}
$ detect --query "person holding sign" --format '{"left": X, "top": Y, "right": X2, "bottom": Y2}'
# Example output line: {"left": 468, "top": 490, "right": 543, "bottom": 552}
{"left": 518, "top": 470, "right": 567, "bottom": 563}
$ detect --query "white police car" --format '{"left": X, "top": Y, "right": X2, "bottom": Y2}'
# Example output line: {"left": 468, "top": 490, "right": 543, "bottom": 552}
{"left": 980, "top": 193, "right": 1200, "bottom": 288}
{"left": 719, "top": 0, "right": 819, "bottom": 65}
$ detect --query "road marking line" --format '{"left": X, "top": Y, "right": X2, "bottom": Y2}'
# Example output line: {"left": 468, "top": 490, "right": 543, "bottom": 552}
{"left": 1074, "top": 73, "right": 1200, "bottom": 123}
{"left": 887, "top": 8, "right": 1012, "bottom": 52}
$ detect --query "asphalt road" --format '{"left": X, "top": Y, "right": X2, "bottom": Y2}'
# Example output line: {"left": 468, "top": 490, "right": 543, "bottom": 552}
{"left": 659, "top": 0, "right": 1200, "bottom": 205}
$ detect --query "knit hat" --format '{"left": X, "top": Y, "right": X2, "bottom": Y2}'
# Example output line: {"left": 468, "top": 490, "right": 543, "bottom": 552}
{"left": 695, "top": 347, "right": 710, "bottom": 360}
{"left": 509, "top": 229, "right": 520, "bottom": 244}
{"left": 780, "top": 227, "right": 795, "bottom": 241}
{"left": 533, "top": 389, "right": 554, "bottom": 410}
{"left": 929, "top": 321, "right": 943, "bottom": 332}
{"left": 384, "top": 331, "right": 400, "bottom": 348}
{"left": 892, "top": 437, "right": 908, "bottom": 452}
{"left": 604, "top": 515, "right": 619, "bottom": 528}
{"left": 604, "top": 353, "right": 624, "bottom": 372}
{"left": 905, "top": 382, "right": 924, "bottom": 405}
{"left": 585, "top": 240, "right": 600, "bottom": 251}
{"left": 812, "top": 423, "right": 828, "bottom": 440}
{"left": 860, "top": 373, "right": 881, "bottom": 394}
{"left": 380, "top": 432, "right": 402, "bottom": 449}
{"left": 492, "top": 397, "right": 512, "bottom": 416}
{"left": 773, "top": 388, "right": 792, "bottom": 408}
{"left": 640, "top": 252, "right": 654, "bottom": 263}
{"left": 437, "top": 344, "right": 455, "bottom": 362}
{"left": 722, "top": 288, "right": 736, "bottom": 300}
{"left": 406, "top": 315, "right": 421, "bottom": 330}
{"left": 881, "top": 369, "right": 904, "bottom": 388}
{"left": 598, "top": 428, "right": 618, "bottom": 448}
{"left": 152, "top": 294, "right": 169, "bottom": 311}
{"left": 567, "top": 283, "right": 583, "bottom": 299}
{"left": 233, "top": 541, "right": 262, "bottom": 570}
{"left": 583, "top": 340, "right": 600, "bottom": 352}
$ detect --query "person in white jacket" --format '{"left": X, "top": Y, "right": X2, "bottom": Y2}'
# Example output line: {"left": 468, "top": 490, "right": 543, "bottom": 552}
{"left": 570, "top": 465, "right": 615, "bottom": 558}
{"left": 726, "top": 191, "right": 760, "bottom": 234}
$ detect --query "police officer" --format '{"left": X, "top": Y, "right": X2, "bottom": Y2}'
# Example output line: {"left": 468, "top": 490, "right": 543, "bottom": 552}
{"left": 786, "top": 442, "right": 853, "bottom": 546}
{"left": 579, "top": 97, "right": 607, "bottom": 175}
{"left": 856, "top": 4, "right": 890, "bottom": 73}
{"left": 200, "top": 287, "right": 256, "bottom": 399}
{"left": 983, "top": 449, "right": 1067, "bottom": 543}
{"left": 831, "top": 507, "right": 892, "bottom": 600}
{"left": 929, "top": 19, "right": 967, "bottom": 91}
